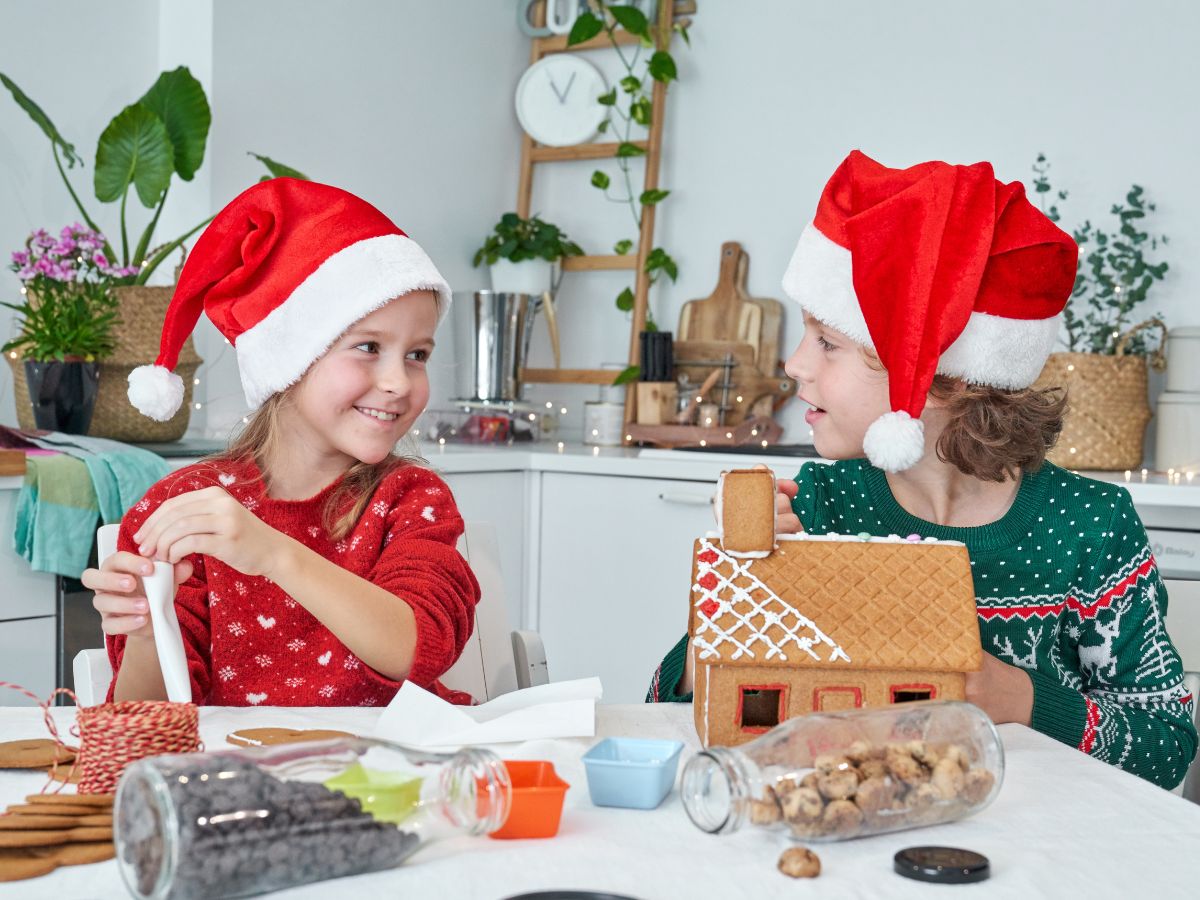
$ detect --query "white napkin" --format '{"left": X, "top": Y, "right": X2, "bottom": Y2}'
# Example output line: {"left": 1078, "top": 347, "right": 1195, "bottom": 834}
{"left": 372, "top": 677, "right": 603, "bottom": 748}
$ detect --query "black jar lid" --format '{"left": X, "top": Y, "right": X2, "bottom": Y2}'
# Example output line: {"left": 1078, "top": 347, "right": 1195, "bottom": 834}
{"left": 894, "top": 846, "right": 991, "bottom": 884}
{"left": 501, "top": 893, "right": 643, "bottom": 900}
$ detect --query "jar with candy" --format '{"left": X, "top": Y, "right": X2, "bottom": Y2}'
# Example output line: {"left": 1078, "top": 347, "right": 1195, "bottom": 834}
{"left": 680, "top": 701, "right": 1002, "bottom": 841}
{"left": 113, "top": 737, "right": 510, "bottom": 899}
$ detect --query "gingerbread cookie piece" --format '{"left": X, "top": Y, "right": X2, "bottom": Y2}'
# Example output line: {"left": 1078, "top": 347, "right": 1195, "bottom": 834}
{"left": 226, "top": 728, "right": 356, "bottom": 748}
{"left": 778, "top": 846, "right": 821, "bottom": 878}
{"left": 0, "top": 739, "right": 76, "bottom": 769}
{"left": 0, "top": 852, "right": 59, "bottom": 882}
{"left": 0, "top": 815, "right": 84, "bottom": 831}
{"left": 717, "top": 469, "right": 776, "bottom": 556}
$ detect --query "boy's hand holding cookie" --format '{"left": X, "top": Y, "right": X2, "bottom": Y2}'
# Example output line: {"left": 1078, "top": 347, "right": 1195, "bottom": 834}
{"left": 83, "top": 553, "right": 193, "bottom": 638}
{"left": 775, "top": 477, "right": 801, "bottom": 534}
{"left": 132, "top": 486, "right": 290, "bottom": 578}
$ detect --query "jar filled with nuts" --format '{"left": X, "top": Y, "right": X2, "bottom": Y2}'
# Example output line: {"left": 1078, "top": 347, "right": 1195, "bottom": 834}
{"left": 680, "top": 701, "right": 1002, "bottom": 842}
{"left": 113, "top": 737, "right": 511, "bottom": 900}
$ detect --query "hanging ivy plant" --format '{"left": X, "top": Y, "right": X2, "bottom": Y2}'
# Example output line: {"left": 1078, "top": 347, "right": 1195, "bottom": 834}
{"left": 568, "top": 2, "right": 690, "bottom": 331}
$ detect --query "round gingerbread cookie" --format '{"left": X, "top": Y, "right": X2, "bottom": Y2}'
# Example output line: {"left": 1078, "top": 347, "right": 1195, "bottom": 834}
{"left": 46, "top": 763, "right": 82, "bottom": 784}
{"left": 6, "top": 803, "right": 98, "bottom": 818}
{"left": 0, "top": 740, "right": 76, "bottom": 769}
{"left": 0, "top": 851, "right": 59, "bottom": 883}
{"left": 25, "top": 793, "right": 113, "bottom": 808}
{"left": 47, "top": 840, "right": 115, "bottom": 865}
{"left": 0, "top": 815, "right": 83, "bottom": 831}
{"left": 226, "top": 728, "right": 356, "bottom": 747}
{"left": 0, "top": 830, "right": 70, "bottom": 849}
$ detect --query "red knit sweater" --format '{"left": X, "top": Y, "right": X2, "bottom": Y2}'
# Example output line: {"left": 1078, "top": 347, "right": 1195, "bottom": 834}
{"left": 106, "top": 457, "right": 480, "bottom": 706}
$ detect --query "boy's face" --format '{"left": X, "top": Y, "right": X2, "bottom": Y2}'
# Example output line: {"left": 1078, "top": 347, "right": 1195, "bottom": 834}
{"left": 784, "top": 313, "right": 892, "bottom": 460}
{"left": 288, "top": 292, "right": 439, "bottom": 466}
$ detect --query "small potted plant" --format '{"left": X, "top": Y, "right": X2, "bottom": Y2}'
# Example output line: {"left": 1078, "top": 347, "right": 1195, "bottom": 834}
{"left": 3, "top": 225, "right": 129, "bottom": 433}
{"left": 1030, "top": 154, "right": 1170, "bottom": 470}
{"left": 472, "top": 212, "right": 584, "bottom": 295}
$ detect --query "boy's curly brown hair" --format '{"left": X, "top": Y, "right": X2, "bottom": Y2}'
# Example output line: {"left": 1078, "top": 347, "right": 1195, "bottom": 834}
{"left": 861, "top": 348, "right": 1066, "bottom": 481}
{"left": 927, "top": 376, "right": 1067, "bottom": 482}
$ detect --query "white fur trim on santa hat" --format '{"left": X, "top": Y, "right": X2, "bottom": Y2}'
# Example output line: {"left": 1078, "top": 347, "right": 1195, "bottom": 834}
{"left": 127, "top": 364, "right": 185, "bottom": 422}
{"left": 863, "top": 410, "right": 925, "bottom": 472}
{"left": 782, "top": 223, "right": 1061, "bottom": 389}
{"left": 234, "top": 233, "right": 452, "bottom": 409}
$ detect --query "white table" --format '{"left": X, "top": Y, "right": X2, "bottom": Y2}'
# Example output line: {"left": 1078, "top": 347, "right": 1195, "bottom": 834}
{"left": 2, "top": 704, "right": 1199, "bottom": 899}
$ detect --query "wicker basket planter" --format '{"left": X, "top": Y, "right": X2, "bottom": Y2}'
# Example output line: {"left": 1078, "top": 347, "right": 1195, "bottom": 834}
{"left": 1034, "top": 320, "right": 1165, "bottom": 471}
{"left": 8, "top": 285, "right": 201, "bottom": 442}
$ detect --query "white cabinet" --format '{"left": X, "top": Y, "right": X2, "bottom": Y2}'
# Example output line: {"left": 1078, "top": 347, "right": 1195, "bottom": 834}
{"left": 0, "top": 489, "right": 57, "bottom": 620}
{"left": 440, "top": 470, "right": 529, "bottom": 631}
{"left": 537, "top": 473, "right": 716, "bottom": 703}
{"left": 0, "top": 616, "right": 56, "bottom": 705}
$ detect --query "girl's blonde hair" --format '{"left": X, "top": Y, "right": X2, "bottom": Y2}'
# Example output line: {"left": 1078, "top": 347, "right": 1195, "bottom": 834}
{"left": 861, "top": 348, "right": 1066, "bottom": 482}
{"left": 211, "top": 389, "right": 420, "bottom": 539}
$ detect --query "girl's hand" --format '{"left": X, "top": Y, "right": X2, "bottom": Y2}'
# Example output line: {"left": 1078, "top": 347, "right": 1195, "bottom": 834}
{"left": 775, "top": 477, "right": 802, "bottom": 534}
{"left": 83, "top": 551, "right": 193, "bottom": 639}
{"left": 965, "top": 652, "right": 1033, "bottom": 726}
{"left": 132, "top": 486, "right": 289, "bottom": 577}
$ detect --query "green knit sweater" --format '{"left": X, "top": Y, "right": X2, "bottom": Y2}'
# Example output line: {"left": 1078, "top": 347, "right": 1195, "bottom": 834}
{"left": 647, "top": 459, "right": 1197, "bottom": 789}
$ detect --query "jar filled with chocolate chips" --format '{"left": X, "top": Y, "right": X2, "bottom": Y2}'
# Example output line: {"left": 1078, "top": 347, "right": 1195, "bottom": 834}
{"left": 113, "top": 737, "right": 511, "bottom": 899}
{"left": 679, "top": 701, "right": 1003, "bottom": 842}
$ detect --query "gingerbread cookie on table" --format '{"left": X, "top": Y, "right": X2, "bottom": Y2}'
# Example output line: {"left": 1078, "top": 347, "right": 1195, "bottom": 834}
{"left": 0, "top": 739, "right": 76, "bottom": 769}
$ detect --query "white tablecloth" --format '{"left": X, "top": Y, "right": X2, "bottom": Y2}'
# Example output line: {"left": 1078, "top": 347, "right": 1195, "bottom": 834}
{"left": 2, "top": 704, "right": 1199, "bottom": 899}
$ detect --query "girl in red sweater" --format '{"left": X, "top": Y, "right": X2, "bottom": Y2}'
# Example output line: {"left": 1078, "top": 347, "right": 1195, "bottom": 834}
{"left": 81, "top": 179, "right": 479, "bottom": 706}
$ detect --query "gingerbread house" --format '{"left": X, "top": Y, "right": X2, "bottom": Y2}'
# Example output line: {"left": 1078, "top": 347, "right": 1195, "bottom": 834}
{"left": 690, "top": 469, "right": 982, "bottom": 747}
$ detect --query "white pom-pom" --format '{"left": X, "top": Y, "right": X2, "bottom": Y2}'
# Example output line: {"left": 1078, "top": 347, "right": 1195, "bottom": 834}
{"left": 863, "top": 410, "right": 925, "bottom": 472}
{"left": 127, "top": 364, "right": 184, "bottom": 422}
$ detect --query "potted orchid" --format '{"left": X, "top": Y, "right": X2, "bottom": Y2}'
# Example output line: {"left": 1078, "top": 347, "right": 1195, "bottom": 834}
{"left": 3, "top": 225, "right": 133, "bottom": 433}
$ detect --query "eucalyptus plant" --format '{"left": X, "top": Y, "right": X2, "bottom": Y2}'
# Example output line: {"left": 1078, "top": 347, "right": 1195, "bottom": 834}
{"left": 1032, "top": 153, "right": 1169, "bottom": 357}
{"left": 1, "top": 67, "right": 306, "bottom": 286}
{"left": 568, "top": 1, "right": 689, "bottom": 326}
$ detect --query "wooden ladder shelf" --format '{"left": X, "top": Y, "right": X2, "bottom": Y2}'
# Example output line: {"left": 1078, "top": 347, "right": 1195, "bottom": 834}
{"left": 517, "top": 3, "right": 680, "bottom": 429}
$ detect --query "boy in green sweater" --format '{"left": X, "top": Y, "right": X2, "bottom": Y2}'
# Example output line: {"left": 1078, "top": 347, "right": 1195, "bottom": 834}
{"left": 648, "top": 151, "right": 1197, "bottom": 790}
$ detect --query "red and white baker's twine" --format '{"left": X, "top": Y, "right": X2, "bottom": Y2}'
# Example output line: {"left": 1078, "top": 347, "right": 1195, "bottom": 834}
{"left": 1, "top": 681, "right": 200, "bottom": 794}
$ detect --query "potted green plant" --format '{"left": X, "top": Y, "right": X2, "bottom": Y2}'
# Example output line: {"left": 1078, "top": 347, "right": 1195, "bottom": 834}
{"left": 3, "top": 225, "right": 124, "bottom": 433}
{"left": 472, "top": 212, "right": 583, "bottom": 295}
{"left": 1029, "top": 153, "right": 1170, "bottom": 470}
{"left": 1, "top": 66, "right": 305, "bottom": 440}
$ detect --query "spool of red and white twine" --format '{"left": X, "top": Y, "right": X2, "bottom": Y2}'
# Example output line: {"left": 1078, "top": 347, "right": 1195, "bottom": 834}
{"left": 1, "top": 681, "right": 200, "bottom": 794}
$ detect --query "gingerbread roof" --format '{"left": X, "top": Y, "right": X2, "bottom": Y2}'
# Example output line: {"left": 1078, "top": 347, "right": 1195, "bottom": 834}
{"left": 688, "top": 534, "right": 982, "bottom": 673}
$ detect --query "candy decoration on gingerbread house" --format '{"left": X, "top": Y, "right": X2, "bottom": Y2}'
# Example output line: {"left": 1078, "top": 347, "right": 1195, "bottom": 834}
{"left": 690, "top": 469, "right": 982, "bottom": 747}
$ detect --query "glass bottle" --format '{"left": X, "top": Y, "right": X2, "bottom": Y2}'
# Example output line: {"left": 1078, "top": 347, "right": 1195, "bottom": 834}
{"left": 114, "top": 737, "right": 510, "bottom": 899}
{"left": 680, "top": 701, "right": 1003, "bottom": 842}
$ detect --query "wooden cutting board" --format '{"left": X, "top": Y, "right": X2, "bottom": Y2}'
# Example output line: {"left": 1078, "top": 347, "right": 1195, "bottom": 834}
{"left": 677, "top": 242, "right": 762, "bottom": 360}
{"left": 734, "top": 249, "right": 785, "bottom": 377}
{"left": 0, "top": 450, "right": 26, "bottom": 477}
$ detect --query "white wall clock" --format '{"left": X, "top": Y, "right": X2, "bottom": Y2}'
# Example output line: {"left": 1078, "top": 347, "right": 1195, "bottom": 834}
{"left": 514, "top": 55, "right": 608, "bottom": 147}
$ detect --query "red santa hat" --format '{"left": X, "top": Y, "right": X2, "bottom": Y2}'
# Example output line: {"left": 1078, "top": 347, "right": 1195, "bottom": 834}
{"left": 782, "top": 150, "right": 1078, "bottom": 472}
{"left": 128, "top": 177, "right": 452, "bottom": 421}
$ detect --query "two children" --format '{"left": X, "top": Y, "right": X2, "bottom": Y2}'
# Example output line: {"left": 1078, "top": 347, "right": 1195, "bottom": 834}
{"left": 83, "top": 178, "right": 478, "bottom": 706}
{"left": 650, "top": 151, "right": 1197, "bottom": 789}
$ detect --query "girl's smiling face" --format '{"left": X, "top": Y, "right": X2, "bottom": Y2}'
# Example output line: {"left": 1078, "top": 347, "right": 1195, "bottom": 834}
{"left": 784, "top": 313, "right": 893, "bottom": 460}
{"left": 285, "top": 292, "right": 439, "bottom": 467}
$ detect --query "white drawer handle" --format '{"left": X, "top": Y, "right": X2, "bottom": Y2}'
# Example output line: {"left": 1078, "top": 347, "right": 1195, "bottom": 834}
{"left": 658, "top": 491, "right": 713, "bottom": 506}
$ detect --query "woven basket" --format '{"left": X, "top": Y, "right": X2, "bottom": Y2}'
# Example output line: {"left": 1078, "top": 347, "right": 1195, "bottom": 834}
{"left": 1034, "top": 319, "right": 1166, "bottom": 471}
{"left": 8, "top": 285, "right": 202, "bottom": 442}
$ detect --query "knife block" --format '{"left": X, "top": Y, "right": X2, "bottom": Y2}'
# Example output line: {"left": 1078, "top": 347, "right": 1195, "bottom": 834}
{"left": 635, "top": 382, "right": 679, "bottom": 425}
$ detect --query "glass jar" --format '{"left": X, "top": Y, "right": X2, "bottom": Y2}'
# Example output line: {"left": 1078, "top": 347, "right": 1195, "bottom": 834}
{"left": 113, "top": 737, "right": 510, "bottom": 899}
{"left": 680, "top": 701, "right": 1003, "bottom": 842}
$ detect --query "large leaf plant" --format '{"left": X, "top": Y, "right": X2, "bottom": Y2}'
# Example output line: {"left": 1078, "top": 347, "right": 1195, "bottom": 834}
{"left": 1, "top": 66, "right": 306, "bottom": 286}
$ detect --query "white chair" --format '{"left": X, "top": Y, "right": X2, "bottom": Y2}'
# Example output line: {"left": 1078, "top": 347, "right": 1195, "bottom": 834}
{"left": 73, "top": 521, "right": 547, "bottom": 705}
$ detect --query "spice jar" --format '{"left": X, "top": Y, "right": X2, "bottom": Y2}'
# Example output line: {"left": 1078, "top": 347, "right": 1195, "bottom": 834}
{"left": 113, "top": 737, "right": 510, "bottom": 899}
{"left": 680, "top": 701, "right": 1002, "bottom": 842}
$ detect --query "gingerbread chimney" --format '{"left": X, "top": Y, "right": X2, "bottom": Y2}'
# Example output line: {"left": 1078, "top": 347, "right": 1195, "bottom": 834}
{"left": 717, "top": 468, "right": 776, "bottom": 556}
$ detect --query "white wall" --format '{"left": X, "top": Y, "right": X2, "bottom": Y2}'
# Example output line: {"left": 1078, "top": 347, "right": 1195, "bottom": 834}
{"left": 2, "top": 1, "right": 1196, "bottom": 458}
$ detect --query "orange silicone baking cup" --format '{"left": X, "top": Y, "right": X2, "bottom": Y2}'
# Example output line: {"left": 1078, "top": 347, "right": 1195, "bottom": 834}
{"left": 488, "top": 760, "right": 569, "bottom": 839}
